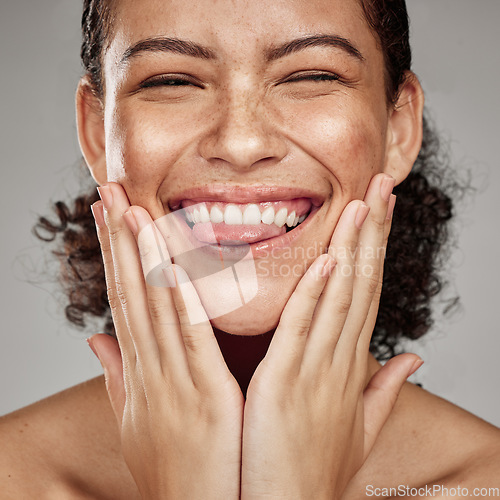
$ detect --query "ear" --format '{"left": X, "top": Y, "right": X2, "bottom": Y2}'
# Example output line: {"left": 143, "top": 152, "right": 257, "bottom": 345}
{"left": 383, "top": 72, "right": 425, "bottom": 185}
{"left": 76, "top": 77, "right": 107, "bottom": 185}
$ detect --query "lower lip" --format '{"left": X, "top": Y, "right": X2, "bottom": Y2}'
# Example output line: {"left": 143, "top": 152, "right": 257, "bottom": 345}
{"left": 172, "top": 205, "right": 321, "bottom": 260}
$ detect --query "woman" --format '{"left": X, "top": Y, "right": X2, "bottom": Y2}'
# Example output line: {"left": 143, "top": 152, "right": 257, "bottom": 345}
{"left": 1, "top": 0, "right": 499, "bottom": 498}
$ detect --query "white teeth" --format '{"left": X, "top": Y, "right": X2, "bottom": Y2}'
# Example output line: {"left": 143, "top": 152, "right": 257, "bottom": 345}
{"left": 199, "top": 204, "right": 210, "bottom": 223}
{"left": 274, "top": 207, "right": 288, "bottom": 227}
{"left": 210, "top": 205, "right": 224, "bottom": 223}
{"left": 186, "top": 203, "right": 309, "bottom": 227}
{"left": 261, "top": 206, "right": 275, "bottom": 225}
{"left": 224, "top": 204, "right": 243, "bottom": 225}
{"left": 193, "top": 208, "right": 201, "bottom": 223}
{"left": 243, "top": 204, "right": 261, "bottom": 225}
{"left": 285, "top": 210, "right": 296, "bottom": 228}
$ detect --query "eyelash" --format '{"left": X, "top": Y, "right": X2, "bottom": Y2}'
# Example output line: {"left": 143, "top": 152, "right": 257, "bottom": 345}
{"left": 284, "top": 72, "right": 341, "bottom": 84}
{"left": 139, "top": 72, "right": 341, "bottom": 89}
{"left": 139, "top": 76, "right": 200, "bottom": 89}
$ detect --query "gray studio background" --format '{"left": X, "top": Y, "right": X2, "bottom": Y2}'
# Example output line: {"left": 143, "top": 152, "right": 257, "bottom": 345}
{"left": 1, "top": 1, "right": 499, "bottom": 425}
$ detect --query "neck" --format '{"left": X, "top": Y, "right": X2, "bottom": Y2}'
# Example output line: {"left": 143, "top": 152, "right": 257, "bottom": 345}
{"left": 213, "top": 329, "right": 381, "bottom": 397}
{"left": 213, "top": 328, "right": 275, "bottom": 397}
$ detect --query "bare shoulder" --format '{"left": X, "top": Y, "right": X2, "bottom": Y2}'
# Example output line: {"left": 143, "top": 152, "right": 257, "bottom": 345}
{"left": 410, "top": 444, "right": 500, "bottom": 499}
{"left": 408, "top": 382, "right": 500, "bottom": 482}
{"left": 0, "top": 376, "right": 139, "bottom": 500}
{"left": 346, "top": 377, "right": 500, "bottom": 498}
{"left": 439, "top": 432, "right": 500, "bottom": 493}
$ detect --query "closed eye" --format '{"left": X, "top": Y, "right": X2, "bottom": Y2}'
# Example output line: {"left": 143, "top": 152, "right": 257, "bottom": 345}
{"left": 283, "top": 72, "right": 341, "bottom": 84}
{"left": 139, "top": 75, "right": 203, "bottom": 89}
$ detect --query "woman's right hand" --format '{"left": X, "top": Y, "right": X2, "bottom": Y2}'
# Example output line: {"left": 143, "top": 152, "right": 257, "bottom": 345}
{"left": 89, "top": 182, "right": 244, "bottom": 500}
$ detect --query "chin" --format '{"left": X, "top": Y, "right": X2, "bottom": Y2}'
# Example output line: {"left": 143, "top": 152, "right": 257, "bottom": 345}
{"left": 188, "top": 266, "right": 295, "bottom": 335}
{"left": 208, "top": 299, "right": 282, "bottom": 336}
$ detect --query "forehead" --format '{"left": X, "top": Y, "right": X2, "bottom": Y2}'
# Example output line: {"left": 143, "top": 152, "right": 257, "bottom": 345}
{"left": 107, "top": 0, "right": 378, "bottom": 64}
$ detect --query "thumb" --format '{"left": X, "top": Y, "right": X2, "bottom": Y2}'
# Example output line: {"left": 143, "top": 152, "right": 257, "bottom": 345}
{"left": 362, "top": 353, "right": 423, "bottom": 458}
{"left": 87, "top": 334, "right": 126, "bottom": 428}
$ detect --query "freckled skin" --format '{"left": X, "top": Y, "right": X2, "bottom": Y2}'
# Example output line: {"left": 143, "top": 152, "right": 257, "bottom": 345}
{"left": 99, "top": 0, "right": 393, "bottom": 335}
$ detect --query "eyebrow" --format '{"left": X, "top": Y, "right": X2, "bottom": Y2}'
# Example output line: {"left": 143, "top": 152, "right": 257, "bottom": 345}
{"left": 119, "top": 33, "right": 365, "bottom": 66}
{"left": 120, "top": 37, "right": 216, "bottom": 65}
{"left": 266, "top": 34, "right": 365, "bottom": 62}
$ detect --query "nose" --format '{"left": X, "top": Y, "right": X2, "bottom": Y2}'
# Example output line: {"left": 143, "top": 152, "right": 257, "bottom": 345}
{"left": 198, "top": 84, "right": 287, "bottom": 170}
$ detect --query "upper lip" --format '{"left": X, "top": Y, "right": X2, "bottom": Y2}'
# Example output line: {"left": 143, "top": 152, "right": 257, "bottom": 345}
{"left": 168, "top": 184, "right": 327, "bottom": 211}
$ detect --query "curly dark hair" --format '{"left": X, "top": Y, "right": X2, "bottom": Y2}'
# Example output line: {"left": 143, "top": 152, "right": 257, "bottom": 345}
{"left": 33, "top": 0, "right": 464, "bottom": 359}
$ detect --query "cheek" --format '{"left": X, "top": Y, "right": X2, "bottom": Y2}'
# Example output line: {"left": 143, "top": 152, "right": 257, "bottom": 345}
{"left": 278, "top": 99, "right": 386, "bottom": 197}
{"left": 105, "top": 102, "right": 206, "bottom": 201}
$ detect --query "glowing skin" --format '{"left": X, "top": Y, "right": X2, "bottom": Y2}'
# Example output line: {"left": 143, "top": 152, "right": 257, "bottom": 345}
{"left": 82, "top": 0, "right": 415, "bottom": 335}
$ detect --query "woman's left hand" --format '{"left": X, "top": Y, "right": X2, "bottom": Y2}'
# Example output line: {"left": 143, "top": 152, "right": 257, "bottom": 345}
{"left": 241, "top": 173, "right": 423, "bottom": 499}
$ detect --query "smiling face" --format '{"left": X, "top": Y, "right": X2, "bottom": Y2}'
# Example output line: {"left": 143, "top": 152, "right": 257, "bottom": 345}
{"left": 78, "top": 0, "right": 423, "bottom": 335}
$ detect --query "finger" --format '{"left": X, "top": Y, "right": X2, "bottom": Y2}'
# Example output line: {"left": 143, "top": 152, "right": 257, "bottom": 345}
{"left": 356, "top": 193, "right": 396, "bottom": 356}
{"left": 264, "top": 253, "right": 337, "bottom": 378}
{"left": 333, "top": 174, "right": 395, "bottom": 359}
{"left": 124, "top": 205, "right": 190, "bottom": 380}
{"left": 363, "top": 353, "right": 423, "bottom": 458}
{"left": 99, "top": 183, "right": 160, "bottom": 367}
{"left": 92, "top": 200, "right": 136, "bottom": 367}
{"left": 301, "top": 200, "right": 369, "bottom": 371}
{"left": 88, "top": 333, "right": 126, "bottom": 432}
{"left": 165, "top": 264, "right": 234, "bottom": 391}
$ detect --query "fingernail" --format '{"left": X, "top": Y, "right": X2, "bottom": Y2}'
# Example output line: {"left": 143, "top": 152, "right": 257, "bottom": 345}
{"left": 321, "top": 254, "right": 337, "bottom": 278}
{"left": 123, "top": 208, "right": 139, "bottom": 235}
{"left": 91, "top": 201, "right": 105, "bottom": 228}
{"left": 408, "top": 358, "right": 424, "bottom": 377}
{"left": 86, "top": 337, "right": 99, "bottom": 359}
{"left": 354, "top": 202, "right": 370, "bottom": 229}
{"left": 128, "top": 206, "right": 152, "bottom": 233}
{"left": 87, "top": 337, "right": 107, "bottom": 374}
{"left": 97, "top": 185, "right": 113, "bottom": 211}
{"left": 312, "top": 254, "right": 336, "bottom": 280}
{"left": 162, "top": 264, "right": 189, "bottom": 287}
{"left": 380, "top": 176, "right": 396, "bottom": 202}
{"left": 386, "top": 194, "right": 397, "bottom": 221}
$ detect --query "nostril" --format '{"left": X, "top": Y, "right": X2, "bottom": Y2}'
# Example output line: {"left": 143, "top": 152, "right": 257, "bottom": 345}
{"left": 198, "top": 114, "right": 288, "bottom": 170}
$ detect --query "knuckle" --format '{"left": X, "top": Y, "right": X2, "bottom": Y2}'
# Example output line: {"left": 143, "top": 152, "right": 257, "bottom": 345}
{"left": 365, "top": 273, "right": 381, "bottom": 296}
{"left": 371, "top": 285, "right": 382, "bottom": 305}
{"left": 107, "top": 223, "right": 125, "bottom": 243}
{"left": 302, "top": 284, "right": 322, "bottom": 303}
{"left": 279, "top": 304, "right": 313, "bottom": 337}
{"left": 369, "top": 214, "right": 386, "bottom": 231}
{"left": 334, "top": 292, "right": 353, "bottom": 315}
{"left": 138, "top": 244, "right": 152, "bottom": 263}
{"left": 173, "top": 297, "right": 189, "bottom": 321}
{"left": 182, "top": 328, "right": 206, "bottom": 353}
{"left": 148, "top": 297, "right": 166, "bottom": 322}
{"left": 294, "top": 317, "right": 312, "bottom": 337}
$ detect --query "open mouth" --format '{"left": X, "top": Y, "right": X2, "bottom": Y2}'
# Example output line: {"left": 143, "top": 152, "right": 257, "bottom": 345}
{"left": 179, "top": 198, "right": 315, "bottom": 245}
